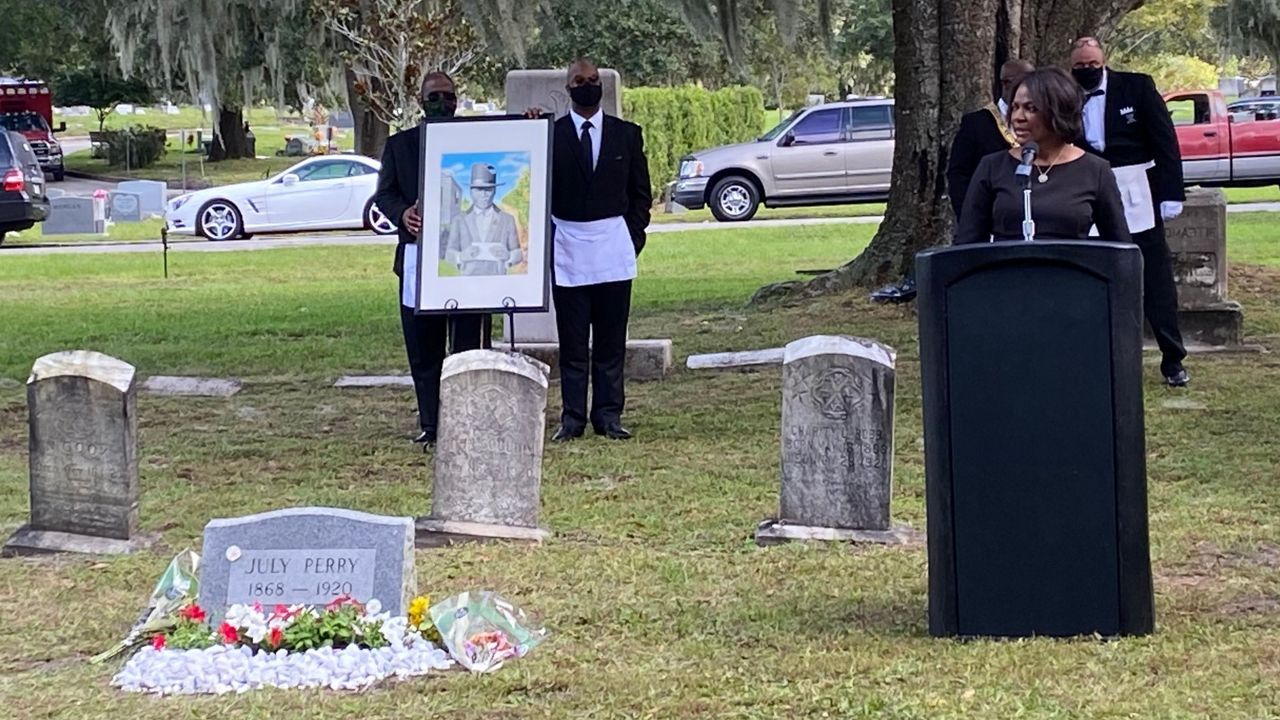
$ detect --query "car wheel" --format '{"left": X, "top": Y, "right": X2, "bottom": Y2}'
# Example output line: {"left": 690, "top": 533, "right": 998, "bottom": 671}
{"left": 365, "top": 200, "right": 398, "bottom": 235}
{"left": 197, "top": 200, "right": 244, "bottom": 241}
{"left": 709, "top": 176, "right": 760, "bottom": 222}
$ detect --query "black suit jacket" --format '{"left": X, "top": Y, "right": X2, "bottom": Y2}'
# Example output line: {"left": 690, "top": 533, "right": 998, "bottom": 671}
{"left": 947, "top": 106, "right": 1016, "bottom": 218}
{"left": 1077, "top": 69, "right": 1185, "bottom": 205}
{"left": 373, "top": 126, "right": 420, "bottom": 277}
{"left": 551, "top": 114, "right": 652, "bottom": 254}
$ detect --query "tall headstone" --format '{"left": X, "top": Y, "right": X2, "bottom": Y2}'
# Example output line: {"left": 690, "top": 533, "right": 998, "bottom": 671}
{"left": 116, "top": 180, "right": 167, "bottom": 216}
{"left": 756, "top": 336, "right": 916, "bottom": 545}
{"left": 418, "top": 350, "right": 552, "bottom": 545}
{"left": 3, "top": 351, "right": 152, "bottom": 556}
{"left": 198, "top": 507, "right": 416, "bottom": 622}
{"left": 109, "top": 191, "right": 143, "bottom": 223}
{"left": 1164, "top": 187, "right": 1243, "bottom": 346}
{"left": 42, "top": 197, "right": 102, "bottom": 235}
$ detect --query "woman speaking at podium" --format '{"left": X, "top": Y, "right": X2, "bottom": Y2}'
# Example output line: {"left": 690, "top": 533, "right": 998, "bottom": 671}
{"left": 955, "top": 67, "right": 1130, "bottom": 246}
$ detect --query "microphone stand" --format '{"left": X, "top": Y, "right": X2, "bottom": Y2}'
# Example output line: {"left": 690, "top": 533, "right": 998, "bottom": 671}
{"left": 1015, "top": 162, "right": 1035, "bottom": 242}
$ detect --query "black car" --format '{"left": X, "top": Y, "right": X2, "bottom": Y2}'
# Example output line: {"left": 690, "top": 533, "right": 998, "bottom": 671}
{"left": 0, "top": 130, "right": 49, "bottom": 245}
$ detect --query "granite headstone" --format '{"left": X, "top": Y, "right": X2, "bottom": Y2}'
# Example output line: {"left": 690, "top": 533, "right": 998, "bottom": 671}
{"left": 199, "top": 507, "right": 416, "bottom": 620}
{"left": 1163, "top": 187, "right": 1243, "bottom": 346}
{"left": 418, "top": 350, "right": 551, "bottom": 545}
{"left": 109, "top": 191, "right": 143, "bottom": 223}
{"left": 116, "top": 180, "right": 167, "bottom": 216}
{"left": 3, "top": 350, "right": 150, "bottom": 556}
{"left": 42, "top": 197, "right": 101, "bottom": 235}
{"left": 757, "top": 336, "right": 916, "bottom": 545}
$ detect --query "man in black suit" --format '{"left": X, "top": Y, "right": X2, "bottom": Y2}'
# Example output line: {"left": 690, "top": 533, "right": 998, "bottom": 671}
{"left": 871, "top": 59, "right": 1032, "bottom": 303}
{"left": 374, "top": 71, "right": 489, "bottom": 450}
{"left": 545, "top": 58, "right": 652, "bottom": 441}
{"left": 1071, "top": 36, "right": 1189, "bottom": 387}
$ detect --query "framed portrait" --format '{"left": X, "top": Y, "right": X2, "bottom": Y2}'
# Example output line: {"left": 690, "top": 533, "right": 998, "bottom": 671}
{"left": 415, "top": 115, "right": 554, "bottom": 314}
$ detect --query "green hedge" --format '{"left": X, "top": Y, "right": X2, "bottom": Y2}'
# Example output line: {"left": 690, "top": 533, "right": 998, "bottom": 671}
{"left": 99, "top": 126, "right": 168, "bottom": 169}
{"left": 623, "top": 85, "right": 765, "bottom": 197}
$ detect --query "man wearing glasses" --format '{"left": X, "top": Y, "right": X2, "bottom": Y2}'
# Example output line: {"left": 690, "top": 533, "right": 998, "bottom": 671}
{"left": 374, "top": 71, "right": 490, "bottom": 450}
{"left": 1070, "top": 36, "right": 1190, "bottom": 387}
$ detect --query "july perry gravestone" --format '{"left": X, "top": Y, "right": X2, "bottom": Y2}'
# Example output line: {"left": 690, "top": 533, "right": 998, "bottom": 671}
{"left": 199, "top": 507, "right": 416, "bottom": 620}
{"left": 756, "top": 336, "right": 917, "bottom": 545}
{"left": 418, "top": 350, "right": 551, "bottom": 545}
{"left": 3, "top": 350, "right": 151, "bottom": 556}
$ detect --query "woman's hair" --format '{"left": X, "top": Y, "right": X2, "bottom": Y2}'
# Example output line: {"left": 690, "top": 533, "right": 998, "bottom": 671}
{"left": 1012, "top": 67, "right": 1084, "bottom": 142}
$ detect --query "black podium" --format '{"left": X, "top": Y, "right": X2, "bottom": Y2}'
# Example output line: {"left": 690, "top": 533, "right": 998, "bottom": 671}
{"left": 916, "top": 241, "right": 1154, "bottom": 638}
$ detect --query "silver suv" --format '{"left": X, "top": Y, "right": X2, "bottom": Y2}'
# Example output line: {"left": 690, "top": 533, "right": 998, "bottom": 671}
{"left": 673, "top": 98, "right": 895, "bottom": 222}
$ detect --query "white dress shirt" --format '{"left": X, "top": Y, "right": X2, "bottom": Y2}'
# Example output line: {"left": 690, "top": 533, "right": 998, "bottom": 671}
{"left": 401, "top": 243, "right": 419, "bottom": 308}
{"left": 1082, "top": 69, "right": 1108, "bottom": 152}
{"left": 570, "top": 108, "right": 602, "bottom": 170}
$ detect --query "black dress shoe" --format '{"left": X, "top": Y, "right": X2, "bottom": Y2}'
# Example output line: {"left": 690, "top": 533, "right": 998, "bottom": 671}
{"left": 1163, "top": 364, "right": 1190, "bottom": 387}
{"left": 594, "top": 423, "right": 633, "bottom": 440}
{"left": 870, "top": 276, "right": 917, "bottom": 304}
{"left": 551, "top": 425, "right": 585, "bottom": 442}
{"left": 413, "top": 430, "right": 436, "bottom": 444}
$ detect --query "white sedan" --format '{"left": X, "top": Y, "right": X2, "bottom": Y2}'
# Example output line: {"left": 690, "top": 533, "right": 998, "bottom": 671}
{"left": 165, "top": 154, "right": 398, "bottom": 241}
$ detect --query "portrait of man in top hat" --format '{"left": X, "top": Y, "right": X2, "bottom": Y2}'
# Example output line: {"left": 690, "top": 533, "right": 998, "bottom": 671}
{"left": 443, "top": 162, "right": 523, "bottom": 277}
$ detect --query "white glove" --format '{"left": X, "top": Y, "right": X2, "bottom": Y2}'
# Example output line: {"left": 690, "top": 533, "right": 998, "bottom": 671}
{"left": 1161, "top": 201, "right": 1183, "bottom": 221}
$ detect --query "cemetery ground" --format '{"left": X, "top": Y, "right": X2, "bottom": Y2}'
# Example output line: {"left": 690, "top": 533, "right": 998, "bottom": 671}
{"left": 2, "top": 219, "right": 1280, "bottom": 717}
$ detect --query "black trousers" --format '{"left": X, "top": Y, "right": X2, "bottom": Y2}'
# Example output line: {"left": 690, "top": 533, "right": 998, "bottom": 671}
{"left": 1133, "top": 217, "right": 1187, "bottom": 369}
{"left": 399, "top": 300, "right": 489, "bottom": 433}
{"left": 553, "top": 280, "right": 631, "bottom": 431}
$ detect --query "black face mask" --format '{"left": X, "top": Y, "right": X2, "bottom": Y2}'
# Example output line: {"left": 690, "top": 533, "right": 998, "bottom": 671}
{"left": 568, "top": 83, "right": 603, "bottom": 108}
{"left": 1072, "top": 66, "right": 1104, "bottom": 91}
{"left": 421, "top": 91, "right": 457, "bottom": 119}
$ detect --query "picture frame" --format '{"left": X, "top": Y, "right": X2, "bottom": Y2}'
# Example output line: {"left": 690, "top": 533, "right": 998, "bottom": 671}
{"left": 414, "top": 114, "right": 554, "bottom": 315}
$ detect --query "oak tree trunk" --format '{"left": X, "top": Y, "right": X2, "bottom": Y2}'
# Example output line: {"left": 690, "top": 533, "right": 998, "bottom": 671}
{"left": 347, "top": 68, "right": 390, "bottom": 159}
{"left": 754, "top": 0, "right": 1145, "bottom": 303}
{"left": 208, "top": 106, "right": 249, "bottom": 162}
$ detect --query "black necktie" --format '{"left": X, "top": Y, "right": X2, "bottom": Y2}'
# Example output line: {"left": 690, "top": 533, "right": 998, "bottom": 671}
{"left": 580, "top": 120, "right": 594, "bottom": 173}
{"left": 1087, "top": 89, "right": 1105, "bottom": 99}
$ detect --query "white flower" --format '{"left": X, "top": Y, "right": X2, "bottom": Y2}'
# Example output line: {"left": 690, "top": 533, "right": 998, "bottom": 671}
{"left": 365, "top": 599, "right": 382, "bottom": 615}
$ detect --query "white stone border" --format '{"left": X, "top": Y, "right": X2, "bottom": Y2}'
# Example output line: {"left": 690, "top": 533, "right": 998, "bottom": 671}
{"left": 441, "top": 349, "right": 550, "bottom": 388}
{"left": 29, "top": 350, "right": 136, "bottom": 392}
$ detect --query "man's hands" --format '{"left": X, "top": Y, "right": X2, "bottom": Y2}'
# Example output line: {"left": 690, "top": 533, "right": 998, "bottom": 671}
{"left": 401, "top": 206, "right": 422, "bottom": 235}
{"left": 1160, "top": 201, "right": 1183, "bottom": 221}
{"left": 522, "top": 107, "right": 544, "bottom": 120}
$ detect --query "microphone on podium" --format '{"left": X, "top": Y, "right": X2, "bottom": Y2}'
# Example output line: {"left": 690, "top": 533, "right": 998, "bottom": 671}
{"left": 1015, "top": 141, "right": 1039, "bottom": 188}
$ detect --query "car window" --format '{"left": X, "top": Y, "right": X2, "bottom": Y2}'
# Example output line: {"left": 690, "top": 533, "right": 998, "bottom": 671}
{"left": 347, "top": 162, "right": 373, "bottom": 177}
{"left": 849, "top": 105, "right": 892, "bottom": 130}
{"left": 1166, "top": 97, "right": 1210, "bottom": 125}
{"left": 761, "top": 110, "right": 803, "bottom": 141}
{"left": 295, "top": 160, "right": 355, "bottom": 182}
{"left": 0, "top": 133, "right": 12, "bottom": 164}
{"left": 789, "top": 108, "right": 843, "bottom": 145}
{"left": 0, "top": 111, "right": 48, "bottom": 133}
{"left": 7, "top": 131, "right": 38, "bottom": 168}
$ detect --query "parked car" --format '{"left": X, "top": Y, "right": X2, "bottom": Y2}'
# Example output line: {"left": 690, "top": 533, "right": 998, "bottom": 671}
{"left": 1164, "top": 90, "right": 1280, "bottom": 188}
{"left": 165, "top": 154, "right": 398, "bottom": 241}
{"left": 673, "top": 98, "right": 895, "bottom": 221}
{"left": 0, "top": 130, "right": 50, "bottom": 245}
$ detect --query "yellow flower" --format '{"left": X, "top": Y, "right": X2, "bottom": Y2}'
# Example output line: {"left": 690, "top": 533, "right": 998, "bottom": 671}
{"left": 408, "top": 596, "right": 430, "bottom": 629}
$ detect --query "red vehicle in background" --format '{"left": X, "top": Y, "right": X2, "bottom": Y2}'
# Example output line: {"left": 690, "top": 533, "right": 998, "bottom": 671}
{"left": 1164, "top": 90, "right": 1280, "bottom": 189}
{"left": 0, "top": 78, "right": 66, "bottom": 181}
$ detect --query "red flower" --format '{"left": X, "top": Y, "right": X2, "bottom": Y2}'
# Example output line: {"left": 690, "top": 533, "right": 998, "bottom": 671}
{"left": 325, "top": 594, "right": 365, "bottom": 613}
{"left": 273, "top": 604, "right": 289, "bottom": 618}
{"left": 179, "top": 604, "right": 207, "bottom": 623}
{"left": 253, "top": 601, "right": 264, "bottom": 614}
{"left": 219, "top": 622, "right": 240, "bottom": 645}
{"left": 151, "top": 634, "right": 166, "bottom": 650}
{"left": 270, "top": 627, "right": 284, "bottom": 648}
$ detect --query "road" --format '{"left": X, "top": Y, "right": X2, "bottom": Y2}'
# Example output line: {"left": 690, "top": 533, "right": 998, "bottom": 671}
{"left": 5, "top": 204, "right": 1279, "bottom": 256}
{"left": 49, "top": 136, "right": 186, "bottom": 199}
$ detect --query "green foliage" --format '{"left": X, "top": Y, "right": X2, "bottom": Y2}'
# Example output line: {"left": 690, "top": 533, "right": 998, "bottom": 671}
{"left": 55, "top": 70, "right": 155, "bottom": 132}
{"left": 624, "top": 85, "right": 765, "bottom": 194}
{"left": 99, "top": 126, "right": 167, "bottom": 169}
{"left": 1123, "top": 54, "right": 1221, "bottom": 92}
{"left": 1213, "top": 0, "right": 1280, "bottom": 73}
{"left": 167, "top": 620, "right": 216, "bottom": 651}
{"left": 282, "top": 612, "right": 322, "bottom": 652}
{"left": 317, "top": 605, "right": 361, "bottom": 647}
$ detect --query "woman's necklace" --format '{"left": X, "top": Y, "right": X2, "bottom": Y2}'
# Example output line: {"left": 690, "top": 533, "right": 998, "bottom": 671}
{"left": 1037, "top": 147, "right": 1062, "bottom": 184}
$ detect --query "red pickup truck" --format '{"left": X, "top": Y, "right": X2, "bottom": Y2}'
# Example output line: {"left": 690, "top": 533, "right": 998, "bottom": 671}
{"left": 1164, "top": 90, "right": 1280, "bottom": 188}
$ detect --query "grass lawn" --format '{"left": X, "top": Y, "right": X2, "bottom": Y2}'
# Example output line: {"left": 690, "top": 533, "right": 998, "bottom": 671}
{"left": 2, "top": 219, "right": 1280, "bottom": 717}
{"left": 55, "top": 107, "right": 285, "bottom": 137}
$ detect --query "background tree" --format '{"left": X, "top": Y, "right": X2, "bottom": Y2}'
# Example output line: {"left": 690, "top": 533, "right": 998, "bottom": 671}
{"left": 1213, "top": 0, "right": 1280, "bottom": 81}
{"left": 55, "top": 71, "right": 156, "bottom": 132}
{"left": 316, "top": 0, "right": 485, "bottom": 157}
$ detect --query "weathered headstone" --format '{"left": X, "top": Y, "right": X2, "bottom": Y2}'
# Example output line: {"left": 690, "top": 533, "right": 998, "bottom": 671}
{"left": 504, "top": 68, "right": 623, "bottom": 119}
{"left": 1164, "top": 187, "right": 1243, "bottom": 346}
{"left": 756, "top": 336, "right": 918, "bottom": 545}
{"left": 41, "top": 197, "right": 102, "bottom": 235}
{"left": 109, "top": 191, "right": 143, "bottom": 223}
{"left": 116, "top": 180, "right": 167, "bottom": 216}
{"left": 3, "top": 350, "right": 152, "bottom": 556}
{"left": 199, "top": 507, "right": 416, "bottom": 621}
{"left": 418, "top": 350, "right": 551, "bottom": 545}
